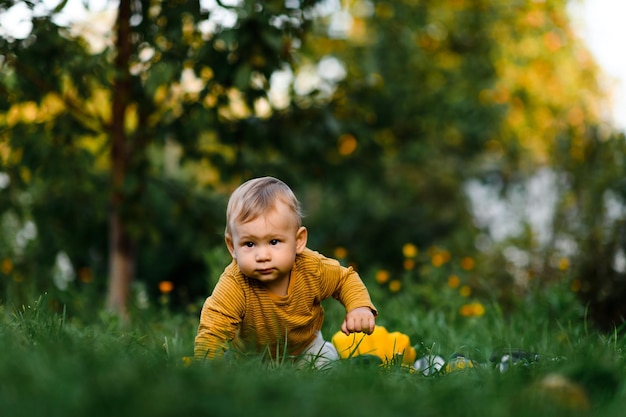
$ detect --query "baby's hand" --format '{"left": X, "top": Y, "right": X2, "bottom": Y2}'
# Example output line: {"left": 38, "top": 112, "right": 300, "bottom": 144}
{"left": 341, "top": 307, "right": 376, "bottom": 336}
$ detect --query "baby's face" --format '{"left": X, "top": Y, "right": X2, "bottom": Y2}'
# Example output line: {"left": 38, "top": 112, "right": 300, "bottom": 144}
{"left": 226, "top": 201, "right": 306, "bottom": 291}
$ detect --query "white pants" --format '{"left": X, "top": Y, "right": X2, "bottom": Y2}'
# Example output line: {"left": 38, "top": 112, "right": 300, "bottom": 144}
{"left": 298, "top": 331, "right": 339, "bottom": 369}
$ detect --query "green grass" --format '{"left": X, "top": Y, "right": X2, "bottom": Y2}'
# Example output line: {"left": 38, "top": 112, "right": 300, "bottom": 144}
{"left": 0, "top": 294, "right": 624, "bottom": 417}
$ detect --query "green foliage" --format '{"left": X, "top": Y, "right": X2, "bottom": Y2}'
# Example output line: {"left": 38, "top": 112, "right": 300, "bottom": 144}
{"left": 0, "top": 0, "right": 327, "bottom": 310}
{"left": 550, "top": 129, "right": 626, "bottom": 330}
{"left": 1, "top": 0, "right": 625, "bottom": 333}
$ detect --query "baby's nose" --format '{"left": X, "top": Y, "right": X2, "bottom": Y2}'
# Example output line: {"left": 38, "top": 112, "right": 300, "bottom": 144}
{"left": 255, "top": 247, "right": 271, "bottom": 261}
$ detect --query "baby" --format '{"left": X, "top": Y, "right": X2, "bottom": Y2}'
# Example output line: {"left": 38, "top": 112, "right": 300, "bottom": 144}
{"left": 194, "top": 176, "right": 377, "bottom": 367}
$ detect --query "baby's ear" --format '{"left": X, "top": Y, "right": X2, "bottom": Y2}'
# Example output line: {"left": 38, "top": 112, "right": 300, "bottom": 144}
{"left": 295, "top": 226, "right": 308, "bottom": 254}
{"left": 225, "top": 234, "right": 236, "bottom": 258}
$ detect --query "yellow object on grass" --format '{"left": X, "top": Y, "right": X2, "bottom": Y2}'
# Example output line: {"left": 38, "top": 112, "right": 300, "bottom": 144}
{"left": 331, "top": 325, "right": 417, "bottom": 365}
{"left": 444, "top": 356, "right": 475, "bottom": 373}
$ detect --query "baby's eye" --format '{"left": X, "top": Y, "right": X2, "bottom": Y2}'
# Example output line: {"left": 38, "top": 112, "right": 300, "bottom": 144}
{"left": 269, "top": 239, "right": 280, "bottom": 245}
{"left": 244, "top": 241, "right": 255, "bottom": 248}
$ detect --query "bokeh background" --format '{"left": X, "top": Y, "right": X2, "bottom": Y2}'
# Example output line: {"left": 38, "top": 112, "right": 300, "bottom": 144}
{"left": 1, "top": 0, "right": 625, "bottom": 332}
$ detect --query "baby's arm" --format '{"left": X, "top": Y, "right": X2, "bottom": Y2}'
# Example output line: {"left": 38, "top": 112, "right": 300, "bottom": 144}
{"left": 194, "top": 301, "right": 237, "bottom": 360}
{"left": 194, "top": 272, "right": 244, "bottom": 361}
{"left": 341, "top": 306, "right": 376, "bottom": 336}
{"left": 313, "top": 251, "right": 377, "bottom": 335}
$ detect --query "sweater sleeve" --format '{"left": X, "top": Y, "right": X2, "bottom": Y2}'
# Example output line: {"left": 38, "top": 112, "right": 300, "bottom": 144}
{"left": 313, "top": 250, "right": 377, "bottom": 316}
{"left": 333, "top": 265, "right": 378, "bottom": 315}
{"left": 194, "top": 266, "right": 246, "bottom": 361}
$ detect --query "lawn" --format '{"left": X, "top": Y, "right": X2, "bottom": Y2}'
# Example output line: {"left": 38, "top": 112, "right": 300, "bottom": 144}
{"left": 0, "top": 293, "right": 624, "bottom": 417}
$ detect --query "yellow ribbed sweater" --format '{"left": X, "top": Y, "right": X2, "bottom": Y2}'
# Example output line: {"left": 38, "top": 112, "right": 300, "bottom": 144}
{"left": 194, "top": 248, "right": 377, "bottom": 360}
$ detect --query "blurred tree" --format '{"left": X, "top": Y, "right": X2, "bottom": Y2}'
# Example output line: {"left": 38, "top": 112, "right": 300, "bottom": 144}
{"left": 551, "top": 128, "right": 626, "bottom": 331}
{"left": 221, "top": 0, "right": 503, "bottom": 273}
{"left": 246, "top": 0, "right": 622, "bottom": 330}
{"left": 252, "top": 0, "right": 575, "bottom": 271}
{"left": 1, "top": 0, "right": 622, "bottom": 331}
{"left": 471, "top": 0, "right": 626, "bottom": 330}
{"left": 0, "top": 0, "right": 325, "bottom": 317}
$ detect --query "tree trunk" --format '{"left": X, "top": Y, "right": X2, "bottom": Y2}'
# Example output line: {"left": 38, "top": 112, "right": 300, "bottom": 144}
{"left": 107, "top": 211, "right": 134, "bottom": 317}
{"left": 106, "top": 0, "right": 133, "bottom": 318}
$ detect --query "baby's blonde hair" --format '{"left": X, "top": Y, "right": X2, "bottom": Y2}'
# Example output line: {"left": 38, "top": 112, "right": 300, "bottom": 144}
{"left": 225, "top": 177, "right": 303, "bottom": 236}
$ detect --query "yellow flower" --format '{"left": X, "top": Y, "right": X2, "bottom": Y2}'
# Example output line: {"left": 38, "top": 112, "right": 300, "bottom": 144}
{"left": 334, "top": 246, "right": 348, "bottom": 259}
{"left": 403, "top": 259, "right": 415, "bottom": 271}
{"left": 388, "top": 280, "right": 402, "bottom": 293}
{"left": 558, "top": 257, "right": 570, "bottom": 271}
{"left": 1, "top": 258, "right": 13, "bottom": 275}
{"left": 460, "top": 256, "right": 475, "bottom": 271}
{"left": 459, "top": 302, "right": 485, "bottom": 317}
{"left": 431, "top": 253, "right": 445, "bottom": 267}
{"left": 471, "top": 302, "right": 485, "bottom": 317}
{"left": 570, "top": 279, "right": 582, "bottom": 292}
{"left": 459, "top": 285, "right": 472, "bottom": 297}
{"left": 460, "top": 304, "right": 474, "bottom": 317}
{"left": 430, "top": 249, "right": 450, "bottom": 267}
{"left": 375, "top": 269, "right": 390, "bottom": 284}
{"left": 402, "top": 243, "right": 418, "bottom": 258}
{"left": 448, "top": 274, "right": 460, "bottom": 289}
{"left": 338, "top": 134, "right": 357, "bottom": 156}
{"left": 159, "top": 280, "right": 174, "bottom": 294}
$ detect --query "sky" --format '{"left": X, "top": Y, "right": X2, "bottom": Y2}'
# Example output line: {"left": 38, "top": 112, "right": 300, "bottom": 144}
{"left": 0, "top": 0, "right": 625, "bottom": 130}
{"left": 569, "top": 0, "right": 626, "bottom": 130}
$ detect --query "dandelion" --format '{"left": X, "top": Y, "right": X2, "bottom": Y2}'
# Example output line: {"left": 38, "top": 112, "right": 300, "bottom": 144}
{"left": 430, "top": 248, "right": 450, "bottom": 267}
{"left": 571, "top": 278, "right": 582, "bottom": 292}
{"left": 460, "top": 302, "right": 485, "bottom": 317}
{"left": 431, "top": 253, "right": 445, "bottom": 267}
{"left": 1, "top": 258, "right": 13, "bottom": 275}
{"left": 459, "top": 285, "right": 472, "bottom": 297}
{"left": 338, "top": 134, "right": 357, "bottom": 156}
{"left": 159, "top": 280, "right": 174, "bottom": 294}
{"left": 448, "top": 274, "right": 460, "bottom": 289}
{"left": 471, "top": 302, "right": 485, "bottom": 316}
{"left": 403, "top": 259, "right": 415, "bottom": 271}
{"left": 375, "top": 269, "right": 390, "bottom": 284}
{"left": 460, "top": 304, "right": 474, "bottom": 317}
{"left": 402, "top": 243, "right": 418, "bottom": 258}
{"left": 460, "top": 256, "right": 475, "bottom": 271}
{"left": 334, "top": 246, "right": 348, "bottom": 259}
{"left": 558, "top": 257, "right": 570, "bottom": 271}
{"left": 389, "top": 279, "right": 402, "bottom": 293}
